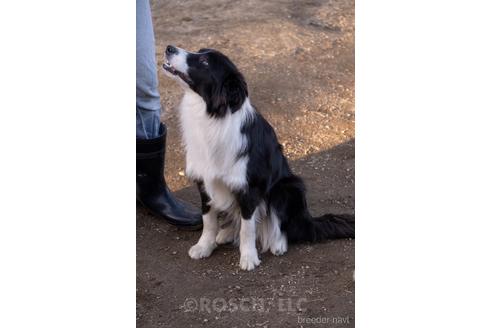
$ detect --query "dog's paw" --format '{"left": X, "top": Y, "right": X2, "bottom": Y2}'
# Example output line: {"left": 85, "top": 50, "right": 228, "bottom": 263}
{"left": 188, "top": 242, "right": 216, "bottom": 259}
{"left": 216, "top": 228, "right": 234, "bottom": 245}
{"left": 270, "top": 234, "right": 287, "bottom": 256}
{"left": 239, "top": 252, "right": 261, "bottom": 271}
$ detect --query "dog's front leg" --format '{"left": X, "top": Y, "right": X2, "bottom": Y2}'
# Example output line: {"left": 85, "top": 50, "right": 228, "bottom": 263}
{"left": 237, "top": 190, "right": 262, "bottom": 270}
{"left": 188, "top": 210, "right": 218, "bottom": 259}
{"left": 188, "top": 182, "right": 218, "bottom": 259}
{"left": 236, "top": 189, "right": 262, "bottom": 270}
{"left": 239, "top": 212, "right": 260, "bottom": 270}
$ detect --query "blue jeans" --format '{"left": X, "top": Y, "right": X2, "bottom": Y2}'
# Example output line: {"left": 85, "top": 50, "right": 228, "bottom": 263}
{"left": 136, "top": 0, "right": 161, "bottom": 139}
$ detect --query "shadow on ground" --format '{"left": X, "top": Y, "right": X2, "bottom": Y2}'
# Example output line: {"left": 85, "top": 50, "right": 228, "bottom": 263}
{"left": 137, "top": 139, "right": 354, "bottom": 328}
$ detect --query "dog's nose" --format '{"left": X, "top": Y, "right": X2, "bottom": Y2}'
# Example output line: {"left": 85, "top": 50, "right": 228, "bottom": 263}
{"left": 166, "top": 45, "right": 178, "bottom": 55}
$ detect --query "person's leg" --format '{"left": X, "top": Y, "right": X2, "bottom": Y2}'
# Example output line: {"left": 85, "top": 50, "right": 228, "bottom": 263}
{"left": 136, "top": 0, "right": 161, "bottom": 139}
{"left": 136, "top": 0, "right": 202, "bottom": 228}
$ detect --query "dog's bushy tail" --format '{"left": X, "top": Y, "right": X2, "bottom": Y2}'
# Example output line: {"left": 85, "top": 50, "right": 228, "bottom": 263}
{"left": 268, "top": 175, "right": 355, "bottom": 243}
{"left": 308, "top": 213, "right": 355, "bottom": 241}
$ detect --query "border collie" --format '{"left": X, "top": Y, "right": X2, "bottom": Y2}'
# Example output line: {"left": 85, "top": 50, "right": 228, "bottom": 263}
{"left": 162, "top": 45, "right": 354, "bottom": 271}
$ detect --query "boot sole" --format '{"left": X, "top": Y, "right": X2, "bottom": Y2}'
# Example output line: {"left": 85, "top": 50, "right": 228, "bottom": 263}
{"left": 137, "top": 200, "right": 203, "bottom": 231}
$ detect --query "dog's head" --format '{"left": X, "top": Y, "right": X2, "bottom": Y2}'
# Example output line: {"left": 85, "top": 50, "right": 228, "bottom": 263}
{"left": 163, "top": 45, "right": 248, "bottom": 117}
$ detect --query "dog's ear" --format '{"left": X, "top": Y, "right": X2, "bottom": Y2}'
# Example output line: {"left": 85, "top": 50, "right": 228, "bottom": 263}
{"left": 223, "top": 74, "right": 248, "bottom": 112}
{"left": 208, "top": 74, "right": 248, "bottom": 117}
{"left": 197, "top": 48, "right": 212, "bottom": 53}
{"left": 208, "top": 82, "right": 228, "bottom": 117}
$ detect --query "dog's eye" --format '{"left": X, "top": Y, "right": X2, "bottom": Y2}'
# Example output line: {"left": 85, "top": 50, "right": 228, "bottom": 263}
{"left": 199, "top": 56, "right": 208, "bottom": 66}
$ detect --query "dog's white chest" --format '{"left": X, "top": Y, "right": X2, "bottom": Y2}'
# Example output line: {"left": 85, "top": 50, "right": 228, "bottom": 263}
{"left": 178, "top": 91, "right": 253, "bottom": 193}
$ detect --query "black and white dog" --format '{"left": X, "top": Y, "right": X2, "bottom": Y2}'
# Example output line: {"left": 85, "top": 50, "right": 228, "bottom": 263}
{"left": 162, "top": 45, "right": 354, "bottom": 270}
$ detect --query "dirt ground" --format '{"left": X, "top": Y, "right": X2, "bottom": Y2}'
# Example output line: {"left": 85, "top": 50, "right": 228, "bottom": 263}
{"left": 137, "top": 0, "right": 354, "bottom": 327}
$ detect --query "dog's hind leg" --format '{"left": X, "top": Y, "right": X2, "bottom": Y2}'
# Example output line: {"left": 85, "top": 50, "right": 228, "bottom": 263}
{"left": 216, "top": 225, "right": 235, "bottom": 245}
{"left": 268, "top": 209, "right": 288, "bottom": 256}
{"left": 257, "top": 206, "right": 287, "bottom": 255}
{"left": 188, "top": 181, "right": 219, "bottom": 259}
{"left": 216, "top": 209, "right": 241, "bottom": 245}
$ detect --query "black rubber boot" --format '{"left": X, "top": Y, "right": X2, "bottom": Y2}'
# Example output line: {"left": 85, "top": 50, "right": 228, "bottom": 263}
{"left": 137, "top": 123, "right": 202, "bottom": 229}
